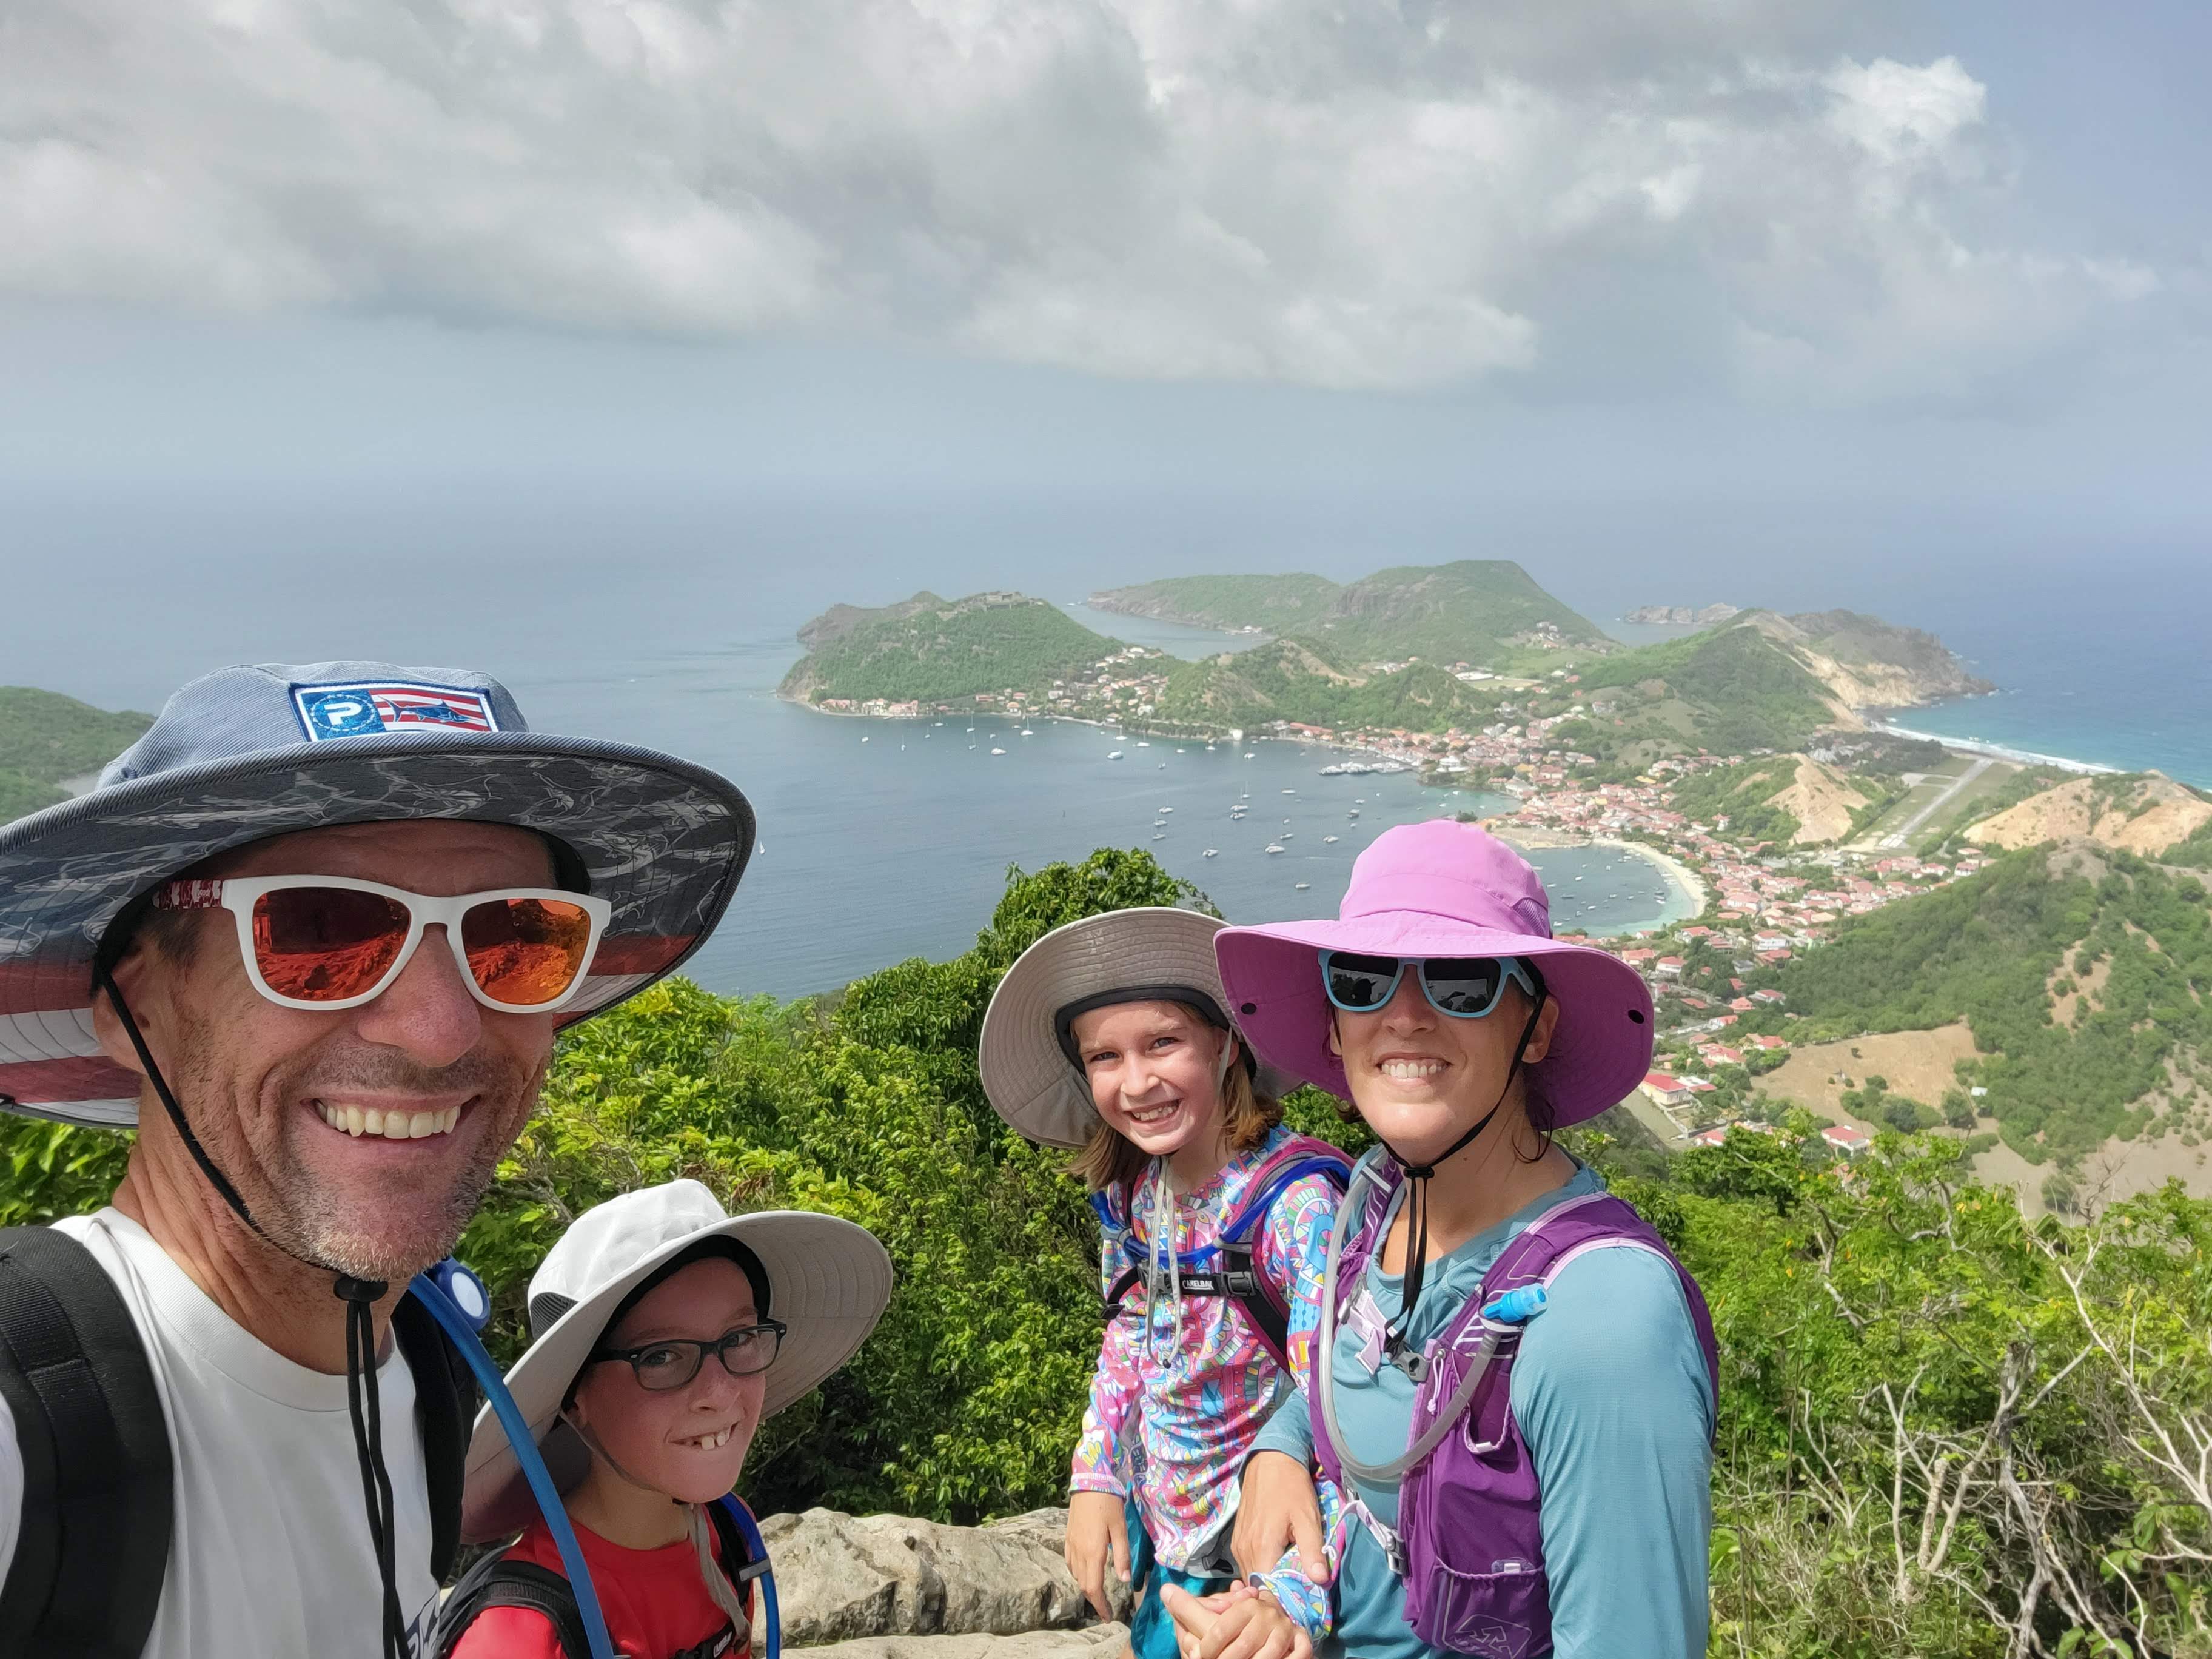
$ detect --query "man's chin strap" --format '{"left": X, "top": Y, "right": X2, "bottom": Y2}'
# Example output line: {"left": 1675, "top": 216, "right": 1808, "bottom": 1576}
{"left": 96, "top": 966, "right": 411, "bottom": 1659}
{"left": 1377, "top": 993, "right": 1548, "bottom": 1367}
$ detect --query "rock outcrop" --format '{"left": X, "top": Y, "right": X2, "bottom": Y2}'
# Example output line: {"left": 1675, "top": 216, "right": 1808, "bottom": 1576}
{"left": 766, "top": 1507, "right": 1130, "bottom": 1648}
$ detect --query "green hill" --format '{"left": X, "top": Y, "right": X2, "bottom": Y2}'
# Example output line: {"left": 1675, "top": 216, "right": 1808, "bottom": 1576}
{"left": 780, "top": 592, "right": 1124, "bottom": 705}
{"left": 1156, "top": 636, "right": 1503, "bottom": 736}
{"left": 1665, "top": 755, "right": 1807, "bottom": 844}
{"left": 1569, "top": 623, "right": 1841, "bottom": 757}
{"left": 1760, "top": 843, "right": 2212, "bottom": 1161}
{"left": 1555, "top": 611, "right": 1989, "bottom": 770}
{"left": 1091, "top": 559, "right": 1608, "bottom": 668}
{"left": 0, "top": 688, "right": 155, "bottom": 824}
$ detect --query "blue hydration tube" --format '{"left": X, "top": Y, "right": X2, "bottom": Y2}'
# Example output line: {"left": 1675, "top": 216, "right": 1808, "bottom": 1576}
{"left": 718, "top": 1495, "right": 783, "bottom": 1659}
{"left": 409, "top": 1265, "right": 619, "bottom": 1659}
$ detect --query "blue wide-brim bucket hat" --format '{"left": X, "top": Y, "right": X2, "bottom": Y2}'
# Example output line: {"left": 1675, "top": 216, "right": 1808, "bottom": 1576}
{"left": 0, "top": 662, "right": 755, "bottom": 1129}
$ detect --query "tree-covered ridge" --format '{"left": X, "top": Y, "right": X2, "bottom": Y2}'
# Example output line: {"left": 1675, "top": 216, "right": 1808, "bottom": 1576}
{"left": 0, "top": 686, "right": 155, "bottom": 824}
{"left": 1091, "top": 558, "right": 1609, "bottom": 668}
{"left": 779, "top": 592, "right": 1124, "bottom": 706}
{"left": 1570, "top": 624, "right": 1841, "bottom": 756}
{"left": 7, "top": 845, "right": 2210, "bottom": 1654}
{"left": 1764, "top": 845, "right": 2212, "bottom": 1162}
{"left": 1667, "top": 756, "right": 1805, "bottom": 845}
{"left": 1154, "top": 636, "right": 1504, "bottom": 735}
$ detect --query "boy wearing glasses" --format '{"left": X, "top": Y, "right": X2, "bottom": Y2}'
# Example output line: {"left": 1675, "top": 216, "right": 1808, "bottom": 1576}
{"left": 437, "top": 1180, "right": 891, "bottom": 1658}
{"left": 0, "top": 662, "right": 754, "bottom": 1657}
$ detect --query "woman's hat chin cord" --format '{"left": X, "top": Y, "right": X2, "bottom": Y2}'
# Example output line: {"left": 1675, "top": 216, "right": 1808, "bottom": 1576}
{"left": 96, "top": 967, "right": 411, "bottom": 1659}
{"left": 1376, "top": 994, "right": 1547, "bottom": 1367}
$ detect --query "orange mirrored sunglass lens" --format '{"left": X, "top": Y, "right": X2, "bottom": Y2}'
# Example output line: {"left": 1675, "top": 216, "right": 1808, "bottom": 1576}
{"left": 460, "top": 897, "right": 595, "bottom": 1007}
{"left": 251, "top": 888, "right": 412, "bottom": 1002}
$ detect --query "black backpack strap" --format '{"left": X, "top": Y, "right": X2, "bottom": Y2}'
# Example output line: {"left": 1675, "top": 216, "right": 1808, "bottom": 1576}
{"left": 1102, "top": 1264, "right": 1143, "bottom": 1320}
{"left": 1214, "top": 1238, "right": 1292, "bottom": 1367}
{"left": 392, "top": 1291, "right": 477, "bottom": 1582}
{"left": 0, "top": 1226, "right": 174, "bottom": 1659}
{"left": 434, "top": 1552, "right": 591, "bottom": 1659}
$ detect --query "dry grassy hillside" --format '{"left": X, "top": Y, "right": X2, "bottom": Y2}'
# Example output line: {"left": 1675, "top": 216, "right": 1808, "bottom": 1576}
{"left": 1965, "top": 772, "right": 2212, "bottom": 856}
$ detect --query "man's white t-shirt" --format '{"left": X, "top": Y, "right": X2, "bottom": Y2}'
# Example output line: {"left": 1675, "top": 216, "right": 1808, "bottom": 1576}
{"left": 0, "top": 1209, "right": 442, "bottom": 1655}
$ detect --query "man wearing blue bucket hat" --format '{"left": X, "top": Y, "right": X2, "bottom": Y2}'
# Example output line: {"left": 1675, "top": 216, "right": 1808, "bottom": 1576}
{"left": 0, "top": 663, "right": 754, "bottom": 1658}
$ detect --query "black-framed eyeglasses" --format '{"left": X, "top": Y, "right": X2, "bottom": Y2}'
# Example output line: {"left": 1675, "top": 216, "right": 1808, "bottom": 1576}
{"left": 589, "top": 1320, "right": 788, "bottom": 1391}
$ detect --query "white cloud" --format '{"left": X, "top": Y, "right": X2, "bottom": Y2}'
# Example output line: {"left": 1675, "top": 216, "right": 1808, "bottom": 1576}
{"left": 0, "top": 0, "right": 2166, "bottom": 399}
{"left": 1823, "top": 55, "right": 1986, "bottom": 167}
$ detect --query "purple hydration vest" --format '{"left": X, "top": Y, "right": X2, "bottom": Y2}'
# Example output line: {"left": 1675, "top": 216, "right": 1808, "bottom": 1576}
{"left": 1310, "top": 1167, "right": 1719, "bottom": 1659}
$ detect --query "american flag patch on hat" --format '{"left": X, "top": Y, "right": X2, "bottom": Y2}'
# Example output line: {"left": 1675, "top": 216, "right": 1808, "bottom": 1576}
{"left": 293, "top": 682, "right": 501, "bottom": 742}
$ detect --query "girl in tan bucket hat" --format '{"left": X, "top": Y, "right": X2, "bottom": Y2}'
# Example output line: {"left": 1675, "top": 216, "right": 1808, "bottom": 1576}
{"left": 977, "top": 907, "right": 1350, "bottom": 1659}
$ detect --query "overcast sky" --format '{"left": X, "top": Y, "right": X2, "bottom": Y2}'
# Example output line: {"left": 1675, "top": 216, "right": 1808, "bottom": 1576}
{"left": 1, "top": 0, "right": 2206, "bottom": 577}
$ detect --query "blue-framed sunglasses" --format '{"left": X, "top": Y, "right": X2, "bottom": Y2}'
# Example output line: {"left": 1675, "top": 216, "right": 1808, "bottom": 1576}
{"left": 1319, "top": 950, "right": 1541, "bottom": 1019}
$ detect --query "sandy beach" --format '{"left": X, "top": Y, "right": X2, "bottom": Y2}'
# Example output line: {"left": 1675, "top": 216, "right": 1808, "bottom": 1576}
{"left": 1487, "top": 825, "right": 1710, "bottom": 932}
{"left": 1595, "top": 838, "right": 1710, "bottom": 923}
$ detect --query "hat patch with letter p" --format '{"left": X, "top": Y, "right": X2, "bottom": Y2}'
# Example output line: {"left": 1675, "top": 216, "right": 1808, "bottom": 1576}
{"left": 294, "top": 681, "right": 502, "bottom": 742}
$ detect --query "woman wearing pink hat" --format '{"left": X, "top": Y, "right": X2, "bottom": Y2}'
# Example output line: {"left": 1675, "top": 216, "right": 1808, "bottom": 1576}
{"left": 1168, "top": 821, "right": 1718, "bottom": 1659}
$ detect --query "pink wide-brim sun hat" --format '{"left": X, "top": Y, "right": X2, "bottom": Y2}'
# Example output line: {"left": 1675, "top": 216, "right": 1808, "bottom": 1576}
{"left": 1213, "top": 819, "right": 1655, "bottom": 1127}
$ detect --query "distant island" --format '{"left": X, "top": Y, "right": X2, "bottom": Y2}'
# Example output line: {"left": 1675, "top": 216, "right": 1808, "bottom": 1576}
{"left": 1087, "top": 560, "right": 1611, "bottom": 670}
{"left": 779, "top": 561, "right": 1995, "bottom": 771}
{"left": 1625, "top": 602, "right": 1741, "bottom": 626}
{"left": 0, "top": 687, "right": 153, "bottom": 823}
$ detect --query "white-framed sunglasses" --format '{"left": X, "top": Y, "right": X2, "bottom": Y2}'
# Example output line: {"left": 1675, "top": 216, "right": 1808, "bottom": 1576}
{"left": 153, "top": 874, "right": 612, "bottom": 1013}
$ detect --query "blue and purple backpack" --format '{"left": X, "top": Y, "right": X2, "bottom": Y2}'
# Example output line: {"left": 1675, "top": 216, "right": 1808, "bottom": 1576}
{"left": 1311, "top": 1161, "right": 1718, "bottom": 1659}
{"left": 1092, "top": 1133, "right": 1354, "bottom": 1372}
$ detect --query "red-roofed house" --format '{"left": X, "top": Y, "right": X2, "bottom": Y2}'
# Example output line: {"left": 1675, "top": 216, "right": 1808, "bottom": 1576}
{"left": 1822, "top": 1124, "right": 1871, "bottom": 1157}
{"left": 1642, "top": 1073, "right": 1688, "bottom": 1107}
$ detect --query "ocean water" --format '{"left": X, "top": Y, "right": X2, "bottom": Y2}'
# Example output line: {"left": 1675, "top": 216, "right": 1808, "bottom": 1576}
{"left": 8, "top": 499, "right": 2191, "bottom": 993}
{"left": 1869, "top": 580, "right": 2212, "bottom": 785}
{"left": 0, "top": 536, "right": 1687, "bottom": 997}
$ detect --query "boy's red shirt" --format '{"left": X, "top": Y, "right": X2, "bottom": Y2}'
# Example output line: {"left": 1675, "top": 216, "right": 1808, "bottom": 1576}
{"left": 446, "top": 1515, "right": 747, "bottom": 1659}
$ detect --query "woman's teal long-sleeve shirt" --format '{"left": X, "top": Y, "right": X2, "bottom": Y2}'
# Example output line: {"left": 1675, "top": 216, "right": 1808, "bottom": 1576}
{"left": 1250, "top": 1163, "right": 1714, "bottom": 1659}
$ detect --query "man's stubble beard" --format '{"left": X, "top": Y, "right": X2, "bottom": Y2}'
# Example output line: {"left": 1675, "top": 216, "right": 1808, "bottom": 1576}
{"left": 169, "top": 1005, "right": 546, "bottom": 1283}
